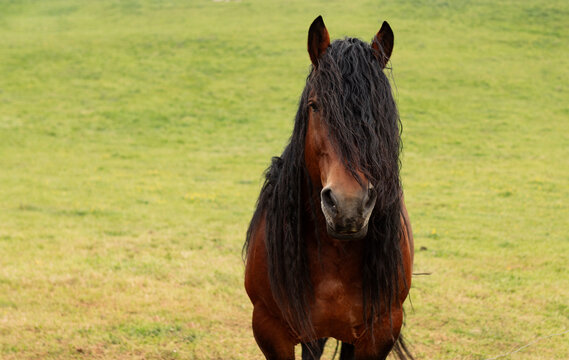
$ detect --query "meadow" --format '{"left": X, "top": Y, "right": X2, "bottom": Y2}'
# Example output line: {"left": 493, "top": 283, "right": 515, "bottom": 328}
{"left": 0, "top": 0, "right": 568, "bottom": 359}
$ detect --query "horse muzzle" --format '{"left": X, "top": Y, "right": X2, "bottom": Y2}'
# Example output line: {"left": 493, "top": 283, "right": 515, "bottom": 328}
{"left": 320, "top": 185, "right": 377, "bottom": 240}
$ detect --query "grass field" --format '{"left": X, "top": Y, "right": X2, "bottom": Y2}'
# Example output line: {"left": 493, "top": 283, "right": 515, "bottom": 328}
{"left": 1, "top": 0, "right": 568, "bottom": 359}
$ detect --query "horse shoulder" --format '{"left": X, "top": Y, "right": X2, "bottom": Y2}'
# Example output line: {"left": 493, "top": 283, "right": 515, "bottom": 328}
{"left": 244, "top": 214, "right": 269, "bottom": 303}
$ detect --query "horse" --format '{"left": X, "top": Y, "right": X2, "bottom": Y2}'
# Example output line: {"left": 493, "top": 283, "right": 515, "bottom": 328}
{"left": 243, "top": 16, "right": 414, "bottom": 360}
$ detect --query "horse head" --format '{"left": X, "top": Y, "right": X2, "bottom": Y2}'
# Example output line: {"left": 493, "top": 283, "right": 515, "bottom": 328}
{"left": 304, "top": 16, "right": 396, "bottom": 241}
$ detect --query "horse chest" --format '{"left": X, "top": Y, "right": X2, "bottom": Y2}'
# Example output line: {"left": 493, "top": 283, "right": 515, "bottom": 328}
{"left": 311, "top": 270, "right": 365, "bottom": 340}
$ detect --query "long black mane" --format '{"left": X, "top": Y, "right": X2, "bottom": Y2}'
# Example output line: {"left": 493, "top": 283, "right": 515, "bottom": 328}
{"left": 244, "top": 37, "right": 405, "bottom": 348}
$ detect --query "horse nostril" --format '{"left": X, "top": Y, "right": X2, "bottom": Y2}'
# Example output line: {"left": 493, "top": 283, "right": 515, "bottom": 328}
{"left": 321, "top": 187, "right": 337, "bottom": 213}
{"left": 364, "top": 187, "right": 377, "bottom": 211}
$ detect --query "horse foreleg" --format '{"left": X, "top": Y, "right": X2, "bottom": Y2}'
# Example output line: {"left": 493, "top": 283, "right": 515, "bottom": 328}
{"left": 301, "top": 338, "right": 328, "bottom": 360}
{"left": 339, "top": 342, "right": 355, "bottom": 360}
{"left": 252, "top": 304, "right": 296, "bottom": 360}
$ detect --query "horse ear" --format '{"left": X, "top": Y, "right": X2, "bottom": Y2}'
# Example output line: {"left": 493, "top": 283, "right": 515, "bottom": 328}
{"left": 308, "top": 15, "right": 330, "bottom": 67}
{"left": 372, "top": 21, "right": 394, "bottom": 69}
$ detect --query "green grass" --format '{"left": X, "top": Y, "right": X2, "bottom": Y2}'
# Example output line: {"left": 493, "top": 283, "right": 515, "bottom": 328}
{"left": 1, "top": 0, "right": 568, "bottom": 359}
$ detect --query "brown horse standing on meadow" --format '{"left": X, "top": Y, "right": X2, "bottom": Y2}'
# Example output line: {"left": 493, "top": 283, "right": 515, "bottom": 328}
{"left": 244, "top": 16, "right": 414, "bottom": 360}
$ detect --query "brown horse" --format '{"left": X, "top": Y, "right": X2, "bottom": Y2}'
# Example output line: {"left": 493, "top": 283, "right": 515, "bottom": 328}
{"left": 244, "top": 16, "right": 414, "bottom": 360}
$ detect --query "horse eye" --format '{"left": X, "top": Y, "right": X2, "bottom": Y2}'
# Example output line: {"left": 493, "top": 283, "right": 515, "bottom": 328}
{"left": 308, "top": 102, "right": 319, "bottom": 112}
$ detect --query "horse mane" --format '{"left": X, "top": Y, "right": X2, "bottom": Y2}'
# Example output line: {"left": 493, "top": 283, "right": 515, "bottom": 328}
{"left": 244, "top": 37, "right": 404, "bottom": 343}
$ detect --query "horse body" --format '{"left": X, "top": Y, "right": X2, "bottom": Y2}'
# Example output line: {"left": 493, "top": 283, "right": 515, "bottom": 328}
{"left": 244, "top": 16, "right": 413, "bottom": 359}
